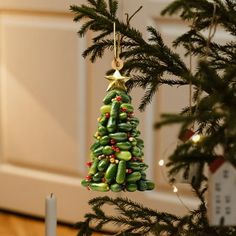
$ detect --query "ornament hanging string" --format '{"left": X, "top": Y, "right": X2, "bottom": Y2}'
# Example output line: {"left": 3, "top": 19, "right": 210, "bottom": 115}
{"left": 112, "top": 22, "right": 123, "bottom": 70}
{"left": 189, "top": 3, "right": 217, "bottom": 126}
{"left": 106, "top": 23, "right": 129, "bottom": 91}
{"left": 113, "top": 22, "right": 118, "bottom": 60}
{"left": 205, "top": 3, "right": 217, "bottom": 59}
{"left": 112, "top": 7, "right": 143, "bottom": 71}
{"left": 189, "top": 40, "right": 193, "bottom": 121}
{"left": 197, "top": 3, "right": 217, "bottom": 106}
{"left": 188, "top": 13, "right": 196, "bottom": 129}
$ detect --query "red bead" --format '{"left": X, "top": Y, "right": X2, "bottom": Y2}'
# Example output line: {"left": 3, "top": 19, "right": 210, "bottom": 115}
{"left": 128, "top": 169, "right": 133, "bottom": 174}
{"left": 86, "top": 162, "right": 92, "bottom": 167}
{"left": 105, "top": 113, "right": 110, "bottom": 118}
{"left": 116, "top": 96, "right": 122, "bottom": 102}
{"left": 115, "top": 147, "right": 120, "bottom": 152}
{"left": 110, "top": 154, "right": 116, "bottom": 159}
{"left": 121, "top": 107, "right": 127, "bottom": 112}
{"left": 110, "top": 139, "right": 116, "bottom": 144}
{"left": 86, "top": 175, "right": 92, "bottom": 180}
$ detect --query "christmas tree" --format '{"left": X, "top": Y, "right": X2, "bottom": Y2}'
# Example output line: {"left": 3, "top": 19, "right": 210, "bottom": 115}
{"left": 70, "top": 0, "right": 236, "bottom": 235}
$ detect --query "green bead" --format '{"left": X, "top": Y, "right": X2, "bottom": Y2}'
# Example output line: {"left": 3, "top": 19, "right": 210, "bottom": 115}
{"left": 126, "top": 183, "right": 137, "bottom": 192}
{"left": 111, "top": 183, "right": 123, "bottom": 192}
{"left": 100, "top": 105, "right": 111, "bottom": 114}
{"left": 146, "top": 180, "right": 155, "bottom": 190}
{"left": 116, "top": 151, "right": 132, "bottom": 161}
{"left": 102, "top": 146, "right": 114, "bottom": 155}
{"left": 119, "top": 112, "right": 127, "bottom": 121}
{"left": 90, "top": 183, "right": 109, "bottom": 192}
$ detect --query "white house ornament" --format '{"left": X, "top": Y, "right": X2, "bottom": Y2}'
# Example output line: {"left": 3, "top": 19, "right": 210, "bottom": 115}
{"left": 208, "top": 156, "right": 236, "bottom": 226}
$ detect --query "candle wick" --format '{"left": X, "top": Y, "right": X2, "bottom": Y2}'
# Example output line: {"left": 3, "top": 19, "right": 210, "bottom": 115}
{"left": 50, "top": 193, "right": 54, "bottom": 198}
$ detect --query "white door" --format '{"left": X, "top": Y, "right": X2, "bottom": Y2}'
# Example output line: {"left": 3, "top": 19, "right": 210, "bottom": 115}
{"left": 0, "top": 0, "right": 204, "bottom": 225}
{"left": 0, "top": 0, "right": 119, "bottom": 223}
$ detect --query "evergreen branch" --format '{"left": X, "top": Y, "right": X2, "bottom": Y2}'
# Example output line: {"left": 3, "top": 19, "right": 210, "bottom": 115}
{"left": 161, "top": 0, "right": 213, "bottom": 20}
{"left": 75, "top": 196, "right": 188, "bottom": 235}
{"left": 77, "top": 20, "right": 95, "bottom": 37}
{"left": 128, "top": 75, "right": 187, "bottom": 91}
{"left": 162, "top": 0, "right": 236, "bottom": 35}
{"left": 139, "top": 79, "right": 159, "bottom": 111}
{"left": 72, "top": 1, "right": 236, "bottom": 235}
{"left": 147, "top": 26, "right": 164, "bottom": 47}
{"left": 75, "top": 195, "right": 236, "bottom": 235}
{"left": 71, "top": 0, "right": 191, "bottom": 109}
{"left": 93, "top": 30, "right": 113, "bottom": 43}
{"left": 155, "top": 113, "right": 195, "bottom": 128}
{"left": 82, "top": 39, "right": 114, "bottom": 62}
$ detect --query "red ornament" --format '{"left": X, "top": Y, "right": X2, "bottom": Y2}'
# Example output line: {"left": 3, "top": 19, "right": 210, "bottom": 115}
{"left": 178, "top": 129, "right": 195, "bottom": 142}
{"left": 127, "top": 169, "right": 133, "bottom": 174}
{"left": 110, "top": 139, "right": 116, "bottom": 144}
{"left": 110, "top": 154, "right": 116, "bottom": 159}
{"left": 115, "top": 147, "right": 120, "bottom": 152}
{"left": 111, "top": 145, "right": 116, "bottom": 150}
{"left": 121, "top": 107, "right": 127, "bottom": 112}
{"left": 105, "top": 112, "right": 110, "bottom": 118}
{"left": 86, "top": 175, "right": 92, "bottom": 180}
{"left": 116, "top": 96, "right": 122, "bottom": 102}
{"left": 86, "top": 162, "right": 92, "bottom": 167}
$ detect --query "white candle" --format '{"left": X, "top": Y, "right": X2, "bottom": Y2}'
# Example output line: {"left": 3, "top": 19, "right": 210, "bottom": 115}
{"left": 45, "top": 193, "right": 57, "bottom": 236}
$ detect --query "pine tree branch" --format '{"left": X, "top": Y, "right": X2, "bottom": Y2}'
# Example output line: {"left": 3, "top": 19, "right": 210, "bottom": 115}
{"left": 70, "top": 0, "right": 191, "bottom": 109}
{"left": 71, "top": 1, "right": 236, "bottom": 235}
{"left": 75, "top": 195, "right": 236, "bottom": 235}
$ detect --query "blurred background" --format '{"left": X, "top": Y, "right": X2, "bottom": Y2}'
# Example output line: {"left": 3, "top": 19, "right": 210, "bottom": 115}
{"left": 0, "top": 0, "right": 209, "bottom": 227}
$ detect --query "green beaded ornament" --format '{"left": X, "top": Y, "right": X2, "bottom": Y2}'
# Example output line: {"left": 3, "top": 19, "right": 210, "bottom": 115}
{"left": 81, "top": 68, "right": 155, "bottom": 192}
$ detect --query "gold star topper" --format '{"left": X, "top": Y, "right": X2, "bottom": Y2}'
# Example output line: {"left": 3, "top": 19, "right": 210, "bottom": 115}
{"left": 105, "top": 69, "right": 130, "bottom": 91}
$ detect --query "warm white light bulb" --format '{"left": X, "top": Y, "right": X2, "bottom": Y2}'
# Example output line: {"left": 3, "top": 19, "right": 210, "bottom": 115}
{"left": 191, "top": 134, "right": 201, "bottom": 143}
{"left": 159, "top": 160, "right": 165, "bottom": 166}
{"left": 173, "top": 186, "right": 178, "bottom": 193}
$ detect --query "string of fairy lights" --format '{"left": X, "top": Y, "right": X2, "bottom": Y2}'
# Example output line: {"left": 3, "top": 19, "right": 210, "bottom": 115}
{"left": 157, "top": 133, "right": 201, "bottom": 210}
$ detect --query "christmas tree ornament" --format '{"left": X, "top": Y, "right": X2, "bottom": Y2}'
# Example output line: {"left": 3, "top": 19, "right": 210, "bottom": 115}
{"left": 81, "top": 23, "right": 155, "bottom": 192}
{"left": 173, "top": 129, "right": 201, "bottom": 184}
{"left": 208, "top": 156, "right": 236, "bottom": 226}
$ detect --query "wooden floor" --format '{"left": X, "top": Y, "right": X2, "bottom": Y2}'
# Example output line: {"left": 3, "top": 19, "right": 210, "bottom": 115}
{"left": 0, "top": 211, "right": 102, "bottom": 236}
